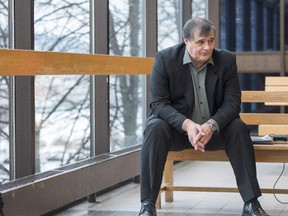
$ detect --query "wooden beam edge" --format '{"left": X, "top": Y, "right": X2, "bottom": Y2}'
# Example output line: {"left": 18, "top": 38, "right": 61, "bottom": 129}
{"left": 0, "top": 49, "right": 154, "bottom": 76}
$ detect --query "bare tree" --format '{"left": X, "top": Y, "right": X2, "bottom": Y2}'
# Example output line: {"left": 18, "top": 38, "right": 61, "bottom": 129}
{"left": 0, "top": 76, "right": 9, "bottom": 182}
{"left": 109, "top": 0, "right": 142, "bottom": 151}
{"left": 35, "top": 0, "right": 91, "bottom": 171}
{"left": 158, "top": 0, "right": 181, "bottom": 49}
{"left": 0, "top": 0, "right": 8, "bottom": 48}
{"left": 0, "top": 0, "right": 9, "bottom": 182}
{"left": 34, "top": 0, "right": 144, "bottom": 168}
{"left": 34, "top": 75, "right": 90, "bottom": 171}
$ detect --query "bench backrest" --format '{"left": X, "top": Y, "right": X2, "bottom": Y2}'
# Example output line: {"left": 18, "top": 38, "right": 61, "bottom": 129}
{"left": 240, "top": 76, "right": 288, "bottom": 136}
{"left": 265, "top": 76, "right": 288, "bottom": 106}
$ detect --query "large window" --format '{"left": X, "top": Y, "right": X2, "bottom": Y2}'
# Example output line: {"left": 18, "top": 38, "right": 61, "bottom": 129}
{"left": 34, "top": 0, "right": 91, "bottom": 172}
{"left": 0, "top": 0, "right": 9, "bottom": 183}
{"left": 109, "top": 0, "right": 145, "bottom": 152}
{"left": 1, "top": 0, "right": 286, "bottom": 183}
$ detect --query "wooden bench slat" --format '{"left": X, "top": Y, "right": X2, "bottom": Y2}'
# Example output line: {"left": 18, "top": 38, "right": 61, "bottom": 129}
{"left": 241, "top": 91, "right": 288, "bottom": 102}
{"left": 161, "top": 186, "right": 288, "bottom": 195}
{"left": 265, "top": 102, "right": 288, "bottom": 106}
{"left": 266, "top": 77, "right": 288, "bottom": 86}
{"left": 259, "top": 125, "right": 288, "bottom": 136}
{"left": 167, "top": 149, "right": 228, "bottom": 161}
{"left": 240, "top": 113, "right": 288, "bottom": 124}
{"left": 265, "top": 86, "right": 288, "bottom": 106}
{"left": 265, "top": 77, "right": 288, "bottom": 105}
{"left": 167, "top": 146, "right": 288, "bottom": 162}
{"left": 0, "top": 48, "right": 154, "bottom": 76}
{"left": 163, "top": 186, "right": 239, "bottom": 193}
{"left": 266, "top": 86, "right": 288, "bottom": 91}
{"left": 253, "top": 144, "right": 288, "bottom": 150}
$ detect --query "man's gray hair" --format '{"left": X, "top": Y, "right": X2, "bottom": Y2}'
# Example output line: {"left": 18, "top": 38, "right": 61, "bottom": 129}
{"left": 183, "top": 17, "right": 216, "bottom": 41}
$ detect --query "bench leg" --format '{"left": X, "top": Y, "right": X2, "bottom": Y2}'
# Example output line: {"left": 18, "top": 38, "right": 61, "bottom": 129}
{"left": 164, "top": 159, "right": 174, "bottom": 202}
{"left": 156, "top": 192, "right": 161, "bottom": 209}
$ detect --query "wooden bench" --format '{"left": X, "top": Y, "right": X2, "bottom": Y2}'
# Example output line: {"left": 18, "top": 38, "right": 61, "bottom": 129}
{"left": 157, "top": 76, "right": 288, "bottom": 209}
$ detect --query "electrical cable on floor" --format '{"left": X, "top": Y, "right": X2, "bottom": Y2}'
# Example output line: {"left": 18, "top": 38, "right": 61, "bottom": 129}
{"left": 273, "top": 163, "right": 288, "bottom": 204}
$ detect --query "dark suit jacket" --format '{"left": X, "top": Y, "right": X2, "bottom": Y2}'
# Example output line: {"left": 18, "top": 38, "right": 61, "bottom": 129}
{"left": 148, "top": 42, "right": 241, "bottom": 134}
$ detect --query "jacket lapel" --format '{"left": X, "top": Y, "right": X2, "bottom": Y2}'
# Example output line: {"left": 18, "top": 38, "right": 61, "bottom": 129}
{"left": 206, "top": 62, "right": 219, "bottom": 114}
{"left": 177, "top": 60, "right": 194, "bottom": 117}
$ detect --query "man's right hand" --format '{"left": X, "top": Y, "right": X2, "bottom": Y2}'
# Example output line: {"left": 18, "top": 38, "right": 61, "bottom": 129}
{"left": 182, "top": 119, "right": 206, "bottom": 152}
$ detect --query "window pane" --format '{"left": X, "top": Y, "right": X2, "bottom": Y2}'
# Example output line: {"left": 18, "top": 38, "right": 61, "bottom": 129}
{"left": 0, "top": 0, "right": 10, "bottom": 183}
{"left": 220, "top": 0, "right": 280, "bottom": 51}
{"left": 192, "top": 0, "right": 207, "bottom": 18}
{"left": 158, "top": 0, "right": 181, "bottom": 50}
{"left": 109, "top": 0, "right": 145, "bottom": 152}
{"left": 34, "top": 0, "right": 91, "bottom": 172}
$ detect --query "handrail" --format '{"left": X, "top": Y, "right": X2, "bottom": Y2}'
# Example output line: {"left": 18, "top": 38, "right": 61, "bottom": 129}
{"left": 0, "top": 48, "right": 154, "bottom": 76}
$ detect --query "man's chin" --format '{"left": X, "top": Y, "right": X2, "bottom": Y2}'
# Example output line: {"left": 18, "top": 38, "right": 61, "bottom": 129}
{"left": 200, "top": 57, "right": 210, "bottom": 62}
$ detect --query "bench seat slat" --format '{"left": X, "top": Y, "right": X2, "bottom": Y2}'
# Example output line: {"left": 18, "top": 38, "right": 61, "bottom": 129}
{"left": 266, "top": 86, "right": 288, "bottom": 91}
{"left": 240, "top": 113, "right": 288, "bottom": 125}
{"left": 167, "top": 145, "right": 288, "bottom": 162}
{"left": 265, "top": 78, "right": 288, "bottom": 105}
{"left": 241, "top": 91, "right": 288, "bottom": 102}
{"left": 259, "top": 125, "right": 288, "bottom": 136}
{"left": 161, "top": 186, "right": 288, "bottom": 195}
{"left": 266, "top": 77, "right": 288, "bottom": 86}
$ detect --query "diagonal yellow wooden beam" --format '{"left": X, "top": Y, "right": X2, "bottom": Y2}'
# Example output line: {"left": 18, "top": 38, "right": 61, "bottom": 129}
{"left": 0, "top": 48, "right": 154, "bottom": 76}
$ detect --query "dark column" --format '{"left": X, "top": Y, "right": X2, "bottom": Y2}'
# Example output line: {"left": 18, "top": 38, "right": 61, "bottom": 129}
{"left": 11, "top": 0, "right": 35, "bottom": 179}
{"left": 225, "top": 0, "right": 236, "bottom": 51}
{"left": 242, "top": 0, "right": 251, "bottom": 51}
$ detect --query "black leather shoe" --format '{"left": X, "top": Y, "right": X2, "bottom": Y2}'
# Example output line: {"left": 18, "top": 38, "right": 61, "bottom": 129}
{"left": 138, "top": 202, "right": 157, "bottom": 216}
{"left": 242, "top": 200, "right": 269, "bottom": 216}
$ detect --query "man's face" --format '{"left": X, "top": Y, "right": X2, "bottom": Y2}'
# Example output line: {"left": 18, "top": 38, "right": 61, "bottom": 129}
{"left": 184, "top": 28, "right": 215, "bottom": 68}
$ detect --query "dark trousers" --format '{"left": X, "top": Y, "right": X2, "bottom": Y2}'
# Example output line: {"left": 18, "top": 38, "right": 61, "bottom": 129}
{"left": 140, "top": 117, "right": 262, "bottom": 204}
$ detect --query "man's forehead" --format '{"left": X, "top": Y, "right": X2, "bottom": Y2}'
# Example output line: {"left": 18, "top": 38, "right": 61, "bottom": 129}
{"left": 193, "top": 29, "right": 215, "bottom": 40}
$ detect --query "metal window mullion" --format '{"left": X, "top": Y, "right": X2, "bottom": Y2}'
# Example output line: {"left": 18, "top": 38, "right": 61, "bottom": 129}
{"left": 181, "top": 0, "right": 192, "bottom": 30}
{"left": 207, "top": 0, "right": 220, "bottom": 48}
{"left": 93, "top": 0, "right": 109, "bottom": 155}
{"left": 145, "top": 0, "right": 157, "bottom": 117}
{"left": 8, "top": 0, "right": 16, "bottom": 181}
{"left": 12, "top": 0, "right": 35, "bottom": 179}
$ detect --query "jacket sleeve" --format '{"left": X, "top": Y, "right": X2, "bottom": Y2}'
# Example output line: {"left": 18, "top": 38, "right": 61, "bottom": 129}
{"left": 210, "top": 53, "right": 242, "bottom": 131}
{"left": 149, "top": 52, "right": 187, "bottom": 133}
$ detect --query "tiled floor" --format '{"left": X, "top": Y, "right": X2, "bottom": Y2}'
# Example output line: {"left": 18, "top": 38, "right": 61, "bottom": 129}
{"left": 53, "top": 161, "right": 288, "bottom": 216}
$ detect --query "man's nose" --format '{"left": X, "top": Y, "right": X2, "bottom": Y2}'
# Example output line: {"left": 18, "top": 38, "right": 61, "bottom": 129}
{"left": 203, "top": 42, "right": 212, "bottom": 49}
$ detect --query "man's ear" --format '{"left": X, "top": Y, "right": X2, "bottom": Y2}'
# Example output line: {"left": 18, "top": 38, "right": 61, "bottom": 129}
{"left": 184, "top": 38, "right": 189, "bottom": 45}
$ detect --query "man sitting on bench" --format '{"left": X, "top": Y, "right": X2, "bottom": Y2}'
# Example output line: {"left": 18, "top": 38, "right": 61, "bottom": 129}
{"left": 138, "top": 17, "right": 269, "bottom": 216}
